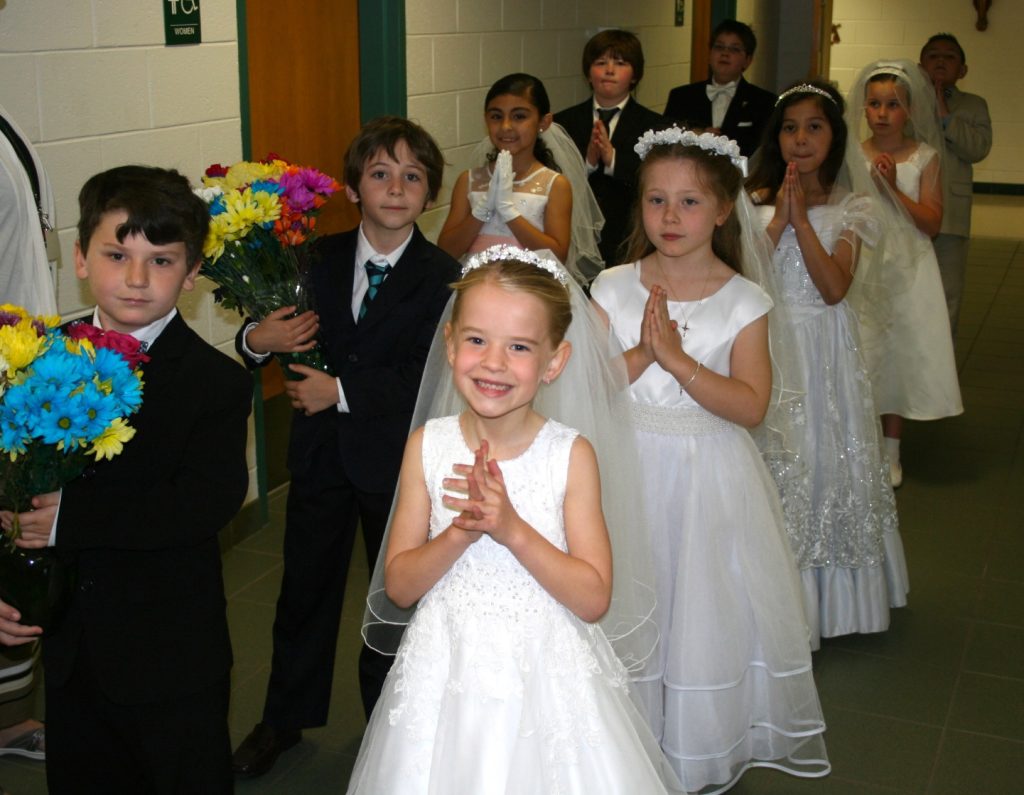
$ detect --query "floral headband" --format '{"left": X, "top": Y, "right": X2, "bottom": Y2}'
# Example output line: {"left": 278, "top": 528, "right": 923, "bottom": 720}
{"left": 461, "top": 244, "right": 569, "bottom": 285}
{"left": 633, "top": 127, "right": 747, "bottom": 175}
{"left": 775, "top": 83, "right": 837, "bottom": 106}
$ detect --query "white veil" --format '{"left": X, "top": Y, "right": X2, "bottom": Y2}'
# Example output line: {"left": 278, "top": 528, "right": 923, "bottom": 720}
{"left": 844, "top": 60, "right": 943, "bottom": 381}
{"left": 362, "top": 246, "right": 660, "bottom": 673}
{"left": 846, "top": 60, "right": 945, "bottom": 171}
{"left": 469, "top": 123, "right": 605, "bottom": 284}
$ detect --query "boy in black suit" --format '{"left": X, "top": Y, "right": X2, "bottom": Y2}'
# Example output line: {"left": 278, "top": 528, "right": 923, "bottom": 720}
{"left": 231, "top": 117, "right": 460, "bottom": 778}
{"left": 0, "top": 165, "right": 252, "bottom": 793}
{"left": 555, "top": 29, "right": 667, "bottom": 268}
{"left": 664, "top": 19, "right": 776, "bottom": 156}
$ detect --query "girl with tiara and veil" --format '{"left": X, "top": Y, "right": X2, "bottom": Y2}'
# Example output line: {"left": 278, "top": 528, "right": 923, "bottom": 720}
{"left": 348, "top": 245, "right": 679, "bottom": 793}
{"left": 746, "top": 80, "right": 909, "bottom": 646}
{"left": 591, "top": 127, "right": 828, "bottom": 793}
{"left": 848, "top": 60, "right": 963, "bottom": 488}
{"left": 437, "top": 73, "right": 604, "bottom": 283}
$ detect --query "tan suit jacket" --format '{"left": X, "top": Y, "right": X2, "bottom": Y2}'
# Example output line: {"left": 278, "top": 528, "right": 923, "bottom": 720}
{"left": 940, "top": 87, "right": 992, "bottom": 237}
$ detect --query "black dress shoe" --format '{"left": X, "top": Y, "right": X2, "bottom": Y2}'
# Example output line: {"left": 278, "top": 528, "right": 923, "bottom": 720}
{"left": 232, "top": 722, "right": 302, "bottom": 778}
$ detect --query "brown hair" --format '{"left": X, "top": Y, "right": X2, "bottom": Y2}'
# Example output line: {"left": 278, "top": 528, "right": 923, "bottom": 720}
{"left": 450, "top": 259, "right": 572, "bottom": 345}
{"left": 745, "top": 79, "right": 847, "bottom": 203}
{"left": 77, "top": 165, "right": 209, "bottom": 266}
{"left": 343, "top": 115, "right": 445, "bottom": 203}
{"left": 623, "top": 144, "right": 744, "bottom": 272}
{"left": 582, "top": 29, "right": 645, "bottom": 86}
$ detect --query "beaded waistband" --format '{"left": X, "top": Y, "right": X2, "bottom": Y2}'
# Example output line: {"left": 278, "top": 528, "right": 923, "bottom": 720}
{"left": 629, "top": 402, "right": 733, "bottom": 436}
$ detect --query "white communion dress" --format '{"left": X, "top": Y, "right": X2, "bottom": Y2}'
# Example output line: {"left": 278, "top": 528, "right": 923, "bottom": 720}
{"left": 860, "top": 142, "right": 963, "bottom": 419}
{"left": 346, "top": 416, "right": 681, "bottom": 794}
{"left": 756, "top": 195, "right": 910, "bottom": 645}
{"left": 466, "top": 164, "right": 558, "bottom": 256}
{"left": 591, "top": 266, "right": 830, "bottom": 794}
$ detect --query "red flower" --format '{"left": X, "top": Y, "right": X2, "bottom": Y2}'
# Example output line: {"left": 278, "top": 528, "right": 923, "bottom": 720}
{"left": 205, "top": 163, "right": 229, "bottom": 177}
{"left": 66, "top": 322, "right": 150, "bottom": 369}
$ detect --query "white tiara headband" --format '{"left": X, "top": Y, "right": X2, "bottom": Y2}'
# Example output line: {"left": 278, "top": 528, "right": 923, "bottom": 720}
{"left": 461, "top": 244, "right": 570, "bottom": 285}
{"left": 775, "top": 83, "right": 837, "bottom": 106}
{"left": 866, "top": 62, "right": 911, "bottom": 86}
{"left": 633, "top": 127, "right": 748, "bottom": 175}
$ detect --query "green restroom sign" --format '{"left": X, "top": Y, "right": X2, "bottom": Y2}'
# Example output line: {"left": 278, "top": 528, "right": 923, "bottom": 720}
{"left": 163, "top": 0, "right": 202, "bottom": 46}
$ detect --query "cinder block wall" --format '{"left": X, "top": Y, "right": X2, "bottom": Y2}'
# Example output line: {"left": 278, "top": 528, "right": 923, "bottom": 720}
{"left": 0, "top": 0, "right": 257, "bottom": 502}
{"left": 828, "top": 0, "right": 1019, "bottom": 186}
{"left": 404, "top": 0, "right": 695, "bottom": 239}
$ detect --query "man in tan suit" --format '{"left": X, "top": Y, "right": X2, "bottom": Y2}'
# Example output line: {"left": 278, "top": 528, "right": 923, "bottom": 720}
{"left": 920, "top": 33, "right": 992, "bottom": 334}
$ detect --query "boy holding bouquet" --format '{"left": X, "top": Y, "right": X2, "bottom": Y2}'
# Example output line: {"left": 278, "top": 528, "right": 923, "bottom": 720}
{"left": 0, "top": 165, "right": 251, "bottom": 793}
{"left": 232, "top": 117, "right": 459, "bottom": 778}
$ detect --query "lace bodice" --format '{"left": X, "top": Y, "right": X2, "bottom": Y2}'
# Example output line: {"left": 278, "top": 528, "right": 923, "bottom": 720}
{"left": 756, "top": 193, "right": 879, "bottom": 307}
{"left": 420, "top": 416, "right": 577, "bottom": 622}
{"left": 468, "top": 164, "right": 557, "bottom": 239}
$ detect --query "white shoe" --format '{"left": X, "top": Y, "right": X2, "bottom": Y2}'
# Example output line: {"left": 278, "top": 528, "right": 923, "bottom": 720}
{"left": 890, "top": 459, "right": 903, "bottom": 489}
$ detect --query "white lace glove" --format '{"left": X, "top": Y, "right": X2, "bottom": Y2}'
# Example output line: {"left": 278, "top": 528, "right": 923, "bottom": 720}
{"left": 492, "top": 150, "right": 520, "bottom": 224}
{"left": 470, "top": 179, "right": 493, "bottom": 222}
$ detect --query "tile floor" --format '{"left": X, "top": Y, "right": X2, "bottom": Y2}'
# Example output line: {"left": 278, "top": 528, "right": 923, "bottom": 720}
{"left": 1, "top": 238, "right": 1021, "bottom": 793}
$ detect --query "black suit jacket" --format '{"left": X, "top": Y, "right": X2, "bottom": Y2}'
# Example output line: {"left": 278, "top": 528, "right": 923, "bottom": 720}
{"left": 44, "top": 312, "right": 251, "bottom": 705}
{"left": 237, "top": 225, "right": 459, "bottom": 495}
{"left": 664, "top": 77, "right": 777, "bottom": 156}
{"left": 554, "top": 98, "right": 668, "bottom": 267}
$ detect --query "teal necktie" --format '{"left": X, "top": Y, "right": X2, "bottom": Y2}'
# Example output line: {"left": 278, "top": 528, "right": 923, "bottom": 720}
{"left": 359, "top": 260, "right": 391, "bottom": 320}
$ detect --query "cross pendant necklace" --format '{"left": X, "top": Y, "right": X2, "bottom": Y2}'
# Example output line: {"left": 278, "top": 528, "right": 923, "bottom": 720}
{"left": 655, "top": 259, "right": 713, "bottom": 341}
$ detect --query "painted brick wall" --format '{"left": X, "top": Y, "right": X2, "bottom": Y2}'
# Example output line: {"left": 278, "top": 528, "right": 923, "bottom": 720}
{"left": 0, "top": 0, "right": 257, "bottom": 501}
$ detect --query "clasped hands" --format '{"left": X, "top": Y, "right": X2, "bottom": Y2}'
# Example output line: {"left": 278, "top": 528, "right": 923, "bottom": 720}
{"left": 441, "top": 440, "right": 522, "bottom": 546}
{"left": 769, "top": 161, "right": 811, "bottom": 234}
{"left": 870, "top": 152, "right": 898, "bottom": 190}
{"left": 470, "top": 150, "right": 520, "bottom": 224}
{"left": 586, "top": 119, "right": 615, "bottom": 170}
{"left": 633, "top": 285, "right": 685, "bottom": 374}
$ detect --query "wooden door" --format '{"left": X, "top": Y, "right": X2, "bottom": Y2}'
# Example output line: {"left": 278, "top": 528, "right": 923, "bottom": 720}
{"left": 245, "top": 0, "right": 362, "bottom": 237}
{"left": 243, "top": 0, "right": 364, "bottom": 490}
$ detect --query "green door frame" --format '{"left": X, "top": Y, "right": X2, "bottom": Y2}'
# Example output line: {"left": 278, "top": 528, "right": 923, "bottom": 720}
{"left": 359, "top": 0, "right": 408, "bottom": 122}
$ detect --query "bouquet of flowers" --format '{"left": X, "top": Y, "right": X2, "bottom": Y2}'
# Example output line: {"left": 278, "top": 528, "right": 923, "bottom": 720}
{"left": 0, "top": 305, "right": 148, "bottom": 629}
{"left": 197, "top": 155, "right": 342, "bottom": 378}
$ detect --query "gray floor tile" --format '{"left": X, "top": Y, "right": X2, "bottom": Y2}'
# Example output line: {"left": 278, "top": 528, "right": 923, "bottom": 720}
{"left": 973, "top": 579, "right": 1024, "bottom": 628}
{"left": 963, "top": 623, "right": 1024, "bottom": 680}
{"left": 817, "top": 707, "right": 942, "bottom": 791}
{"left": 947, "top": 672, "right": 1024, "bottom": 741}
{"left": 930, "top": 730, "right": 1024, "bottom": 795}
{"left": 814, "top": 647, "right": 958, "bottom": 725}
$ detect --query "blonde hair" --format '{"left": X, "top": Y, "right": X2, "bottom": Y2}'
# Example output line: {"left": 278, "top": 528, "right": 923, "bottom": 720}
{"left": 450, "top": 259, "right": 572, "bottom": 345}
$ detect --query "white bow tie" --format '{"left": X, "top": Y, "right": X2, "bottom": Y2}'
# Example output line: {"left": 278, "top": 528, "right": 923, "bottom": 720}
{"left": 706, "top": 81, "right": 738, "bottom": 101}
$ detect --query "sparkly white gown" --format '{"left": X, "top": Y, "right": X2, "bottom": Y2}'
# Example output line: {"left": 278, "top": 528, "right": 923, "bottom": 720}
{"left": 591, "top": 266, "right": 829, "bottom": 794}
{"left": 756, "top": 195, "right": 910, "bottom": 645}
{"left": 466, "top": 165, "right": 557, "bottom": 256}
{"left": 860, "top": 143, "right": 963, "bottom": 419}
{"left": 346, "top": 416, "right": 680, "bottom": 794}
